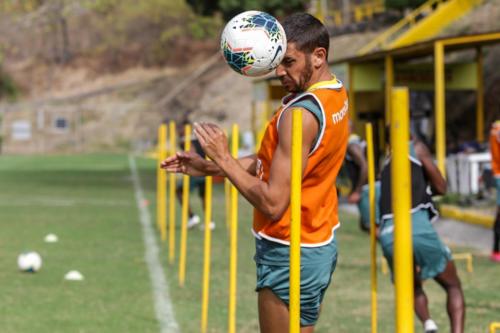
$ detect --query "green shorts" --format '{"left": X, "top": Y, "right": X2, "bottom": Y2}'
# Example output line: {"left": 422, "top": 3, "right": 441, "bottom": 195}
{"left": 358, "top": 181, "right": 381, "bottom": 230}
{"left": 176, "top": 176, "right": 206, "bottom": 196}
{"left": 378, "top": 209, "right": 451, "bottom": 280}
{"left": 254, "top": 237, "right": 338, "bottom": 326}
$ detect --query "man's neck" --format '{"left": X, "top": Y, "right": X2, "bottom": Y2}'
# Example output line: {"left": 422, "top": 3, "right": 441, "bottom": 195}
{"left": 305, "top": 67, "right": 334, "bottom": 90}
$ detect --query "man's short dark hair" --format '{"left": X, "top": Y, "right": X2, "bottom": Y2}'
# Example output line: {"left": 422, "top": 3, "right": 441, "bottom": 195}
{"left": 281, "top": 13, "right": 330, "bottom": 57}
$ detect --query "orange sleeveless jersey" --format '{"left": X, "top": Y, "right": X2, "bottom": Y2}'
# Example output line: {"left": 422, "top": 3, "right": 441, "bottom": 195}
{"left": 252, "top": 79, "right": 349, "bottom": 246}
{"left": 490, "top": 121, "right": 500, "bottom": 177}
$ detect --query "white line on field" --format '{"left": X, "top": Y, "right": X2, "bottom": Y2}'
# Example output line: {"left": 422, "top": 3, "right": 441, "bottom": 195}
{"left": 129, "top": 155, "right": 179, "bottom": 333}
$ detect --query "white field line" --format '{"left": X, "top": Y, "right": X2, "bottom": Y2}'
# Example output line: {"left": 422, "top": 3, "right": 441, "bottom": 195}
{"left": 0, "top": 197, "right": 131, "bottom": 207}
{"left": 128, "top": 155, "right": 179, "bottom": 333}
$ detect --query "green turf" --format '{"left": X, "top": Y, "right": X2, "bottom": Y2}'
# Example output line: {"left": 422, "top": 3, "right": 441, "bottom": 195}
{"left": 1, "top": 154, "right": 499, "bottom": 332}
{"left": 0, "top": 154, "right": 158, "bottom": 333}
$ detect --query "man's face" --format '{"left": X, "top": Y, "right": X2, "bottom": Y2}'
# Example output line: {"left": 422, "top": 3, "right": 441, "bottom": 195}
{"left": 276, "top": 43, "right": 313, "bottom": 93}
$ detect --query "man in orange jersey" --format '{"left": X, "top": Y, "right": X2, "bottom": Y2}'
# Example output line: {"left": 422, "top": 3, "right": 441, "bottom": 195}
{"left": 489, "top": 121, "right": 500, "bottom": 262}
{"left": 162, "top": 13, "right": 349, "bottom": 332}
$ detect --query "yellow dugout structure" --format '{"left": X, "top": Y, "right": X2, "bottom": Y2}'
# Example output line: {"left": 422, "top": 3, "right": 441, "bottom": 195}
{"left": 333, "top": 32, "right": 500, "bottom": 175}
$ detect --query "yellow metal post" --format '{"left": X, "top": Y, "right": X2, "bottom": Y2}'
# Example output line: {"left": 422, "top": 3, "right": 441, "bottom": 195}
{"left": 348, "top": 63, "right": 357, "bottom": 126}
{"left": 225, "top": 178, "right": 231, "bottom": 231}
{"left": 366, "top": 123, "right": 377, "bottom": 333}
{"left": 169, "top": 121, "right": 177, "bottom": 263}
{"left": 476, "top": 47, "right": 484, "bottom": 142}
{"left": 490, "top": 322, "right": 500, "bottom": 333}
{"left": 228, "top": 124, "right": 239, "bottom": 333}
{"left": 201, "top": 159, "right": 213, "bottom": 333}
{"left": 160, "top": 124, "right": 168, "bottom": 241}
{"left": 332, "top": 10, "right": 342, "bottom": 26}
{"left": 354, "top": 5, "right": 363, "bottom": 23}
{"left": 224, "top": 129, "right": 231, "bottom": 231}
{"left": 156, "top": 127, "right": 162, "bottom": 232}
{"left": 315, "top": 0, "right": 325, "bottom": 23}
{"left": 385, "top": 55, "right": 394, "bottom": 125}
{"left": 289, "top": 110, "right": 302, "bottom": 333}
{"left": 452, "top": 253, "right": 473, "bottom": 273}
{"left": 434, "top": 42, "right": 446, "bottom": 177}
{"left": 381, "top": 257, "right": 389, "bottom": 275}
{"left": 179, "top": 124, "right": 192, "bottom": 286}
{"left": 391, "top": 87, "right": 414, "bottom": 333}
{"left": 251, "top": 101, "right": 257, "bottom": 152}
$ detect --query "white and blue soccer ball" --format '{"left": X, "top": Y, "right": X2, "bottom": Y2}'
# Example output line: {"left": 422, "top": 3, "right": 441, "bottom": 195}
{"left": 221, "top": 11, "right": 287, "bottom": 77}
{"left": 17, "top": 251, "right": 42, "bottom": 272}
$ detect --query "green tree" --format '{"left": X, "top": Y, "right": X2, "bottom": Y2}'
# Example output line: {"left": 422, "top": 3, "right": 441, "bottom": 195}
{"left": 0, "top": 47, "right": 18, "bottom": 101}
{"left": 186, "top": 0, "right": 219, "bottom": 16}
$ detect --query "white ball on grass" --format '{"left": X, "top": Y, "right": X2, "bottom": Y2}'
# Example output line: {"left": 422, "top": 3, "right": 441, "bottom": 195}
{"left": 17, "top": 251, "right": 42, "bottom": 272}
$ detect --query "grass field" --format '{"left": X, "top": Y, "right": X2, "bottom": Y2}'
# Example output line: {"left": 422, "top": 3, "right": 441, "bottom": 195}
{"left": 0, "top": 154, "right": 499, "bottom": 332}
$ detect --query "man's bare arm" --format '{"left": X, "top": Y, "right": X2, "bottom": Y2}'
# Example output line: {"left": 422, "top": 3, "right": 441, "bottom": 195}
{"left": 346, "top": 142, "right": 367, "bottom": 203}
{"left": 161, "top": 151, "right": 257, "bottom": 177}
{"left": 414, "top": 140, "right": 447, "bottom": 195}
{"left": 195, "top": 110, "right": 318, "bottom": 221}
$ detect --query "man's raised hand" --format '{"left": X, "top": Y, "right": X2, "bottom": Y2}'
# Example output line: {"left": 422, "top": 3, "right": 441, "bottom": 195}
{"left": 160, "top": 151, "right": 208, "bottom": 177}
{"left": 193, "top": 122, "right": 230, "bottom": 164}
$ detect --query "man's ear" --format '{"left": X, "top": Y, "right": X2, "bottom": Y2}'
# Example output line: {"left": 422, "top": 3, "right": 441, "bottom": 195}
{"left": 312, "top": 47, "right": 327, "bottom": 68}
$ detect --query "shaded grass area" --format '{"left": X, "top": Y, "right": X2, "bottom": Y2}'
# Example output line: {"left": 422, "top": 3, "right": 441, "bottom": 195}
{"left": 0, "top": 154, "right": 499, "bottom": 332}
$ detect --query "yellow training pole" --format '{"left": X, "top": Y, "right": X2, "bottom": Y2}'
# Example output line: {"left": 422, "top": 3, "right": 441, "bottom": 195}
{"left": 434, "top": 42, "right": 446, "bottom": 177}
{"left": 160, "top": 124, "right": 168, "bottom": 241}
{"left": 224, "top": 129, "right": 231, "bottom": 231}
{"left": 179, "top": 124, "right": 192, "bottom": 287}
{"left": 169, "top": 121, "right": 177, "bottom": 263}
{"left": 201, "top": 158, "right": 213, "bottom": 333}
{"left": 289, "top": 110, "right": 302, "bottom": 333}
{"left": 391, "top": 87, "right": 414, "bottom": 333}
{"left": 366, "top": 123, "right": 377, "bottom": 333}
{"left": 228, "top": 124, "right": 239, "bottom": 333}
{"left": 225, "top": 178, "right": 231, "bottom": 231}
{"left": 385, "top": 55, "right": 394, "bottom": 125}
{"left": 476, "top": 47, "right": 484, "bottom": 142}
{"left": 490, "top": 322, "right": 500, "bottom": 333}
{"left": 348, "top": 63, "right": 357, "bottom": 127}
{"left": 156, "top": 127, "right": 162, "bottom": 232}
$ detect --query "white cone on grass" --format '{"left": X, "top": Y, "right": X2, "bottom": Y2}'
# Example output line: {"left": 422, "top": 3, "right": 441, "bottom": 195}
{"left": 64, "top": 270, "right": 84, "bottom": 281}
{"left": 44, "top": 234, "right": 58, "bottom": 243}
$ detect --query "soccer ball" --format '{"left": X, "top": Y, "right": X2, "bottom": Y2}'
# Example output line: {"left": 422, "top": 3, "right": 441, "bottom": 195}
{"left": 220, "top": 11, "right": 287, "bottom": 77}
{"left": 17, "top": 251, "right": 42, "bottom": 272}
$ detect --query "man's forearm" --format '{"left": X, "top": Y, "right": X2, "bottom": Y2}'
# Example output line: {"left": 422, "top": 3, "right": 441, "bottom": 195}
{"left": 354, "top": 166, "right": 368, "bottom": 193}
{"left": 216, "top": 156, "right": 280, "bottom": 219}
{"left": 203, "top": 154, "right": 257, "bottom": 177}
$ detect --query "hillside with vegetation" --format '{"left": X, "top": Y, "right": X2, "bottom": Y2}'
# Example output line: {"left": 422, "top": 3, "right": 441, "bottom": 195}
{"left": 0, "top": 0, "right": 221, "bottom": 97}
{"left": 0, "top": 0, "right": 499, "bottom": 154}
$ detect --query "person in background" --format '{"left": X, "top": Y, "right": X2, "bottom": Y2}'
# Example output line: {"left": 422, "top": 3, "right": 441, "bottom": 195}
{"left": 489, "top": 121, "right": 500, "bottom": 262}
{"left": 378, "top": 132, "right": 465, "bottom": 333}
{"left": 344, "top": 121, "right": 380, "bottom": 232}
